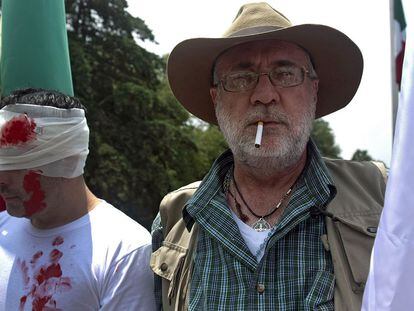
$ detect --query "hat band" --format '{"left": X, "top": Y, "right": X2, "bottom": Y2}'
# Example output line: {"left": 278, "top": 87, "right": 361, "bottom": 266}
{"left": 227, "top": 26, "right": 285, "bottom": 38}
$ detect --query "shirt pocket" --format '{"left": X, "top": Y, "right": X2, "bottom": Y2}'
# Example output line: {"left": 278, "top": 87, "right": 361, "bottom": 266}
{"left": 304, "top": 270, "right": 335, "bottom": 311}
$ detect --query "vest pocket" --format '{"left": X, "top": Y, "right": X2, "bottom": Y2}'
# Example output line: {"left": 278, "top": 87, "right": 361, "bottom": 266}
{"left": 333, "top": 214, "right": 378, "bottom": 292}
{"left": 150, "top": 241, "right": 187, "bottom": 301}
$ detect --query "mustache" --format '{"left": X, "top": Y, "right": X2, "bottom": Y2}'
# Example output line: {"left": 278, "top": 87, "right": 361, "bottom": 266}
{"left": 243, "top": 108, "right": 290, "bottom": 126}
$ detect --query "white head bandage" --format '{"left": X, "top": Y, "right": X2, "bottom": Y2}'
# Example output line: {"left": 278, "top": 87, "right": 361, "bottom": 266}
{"left": 0, "top": 104, "right": 89, "bottom": 178}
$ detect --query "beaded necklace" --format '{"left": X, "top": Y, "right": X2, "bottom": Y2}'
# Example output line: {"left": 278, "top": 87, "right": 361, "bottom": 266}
{"left": 232, "top": 176, "right": 292, "bottom": 232}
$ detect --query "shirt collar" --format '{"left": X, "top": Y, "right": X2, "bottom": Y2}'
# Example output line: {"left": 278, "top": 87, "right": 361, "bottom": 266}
{"left": 183, "top": 139, "right": 337, "bottom": 230}
{"left": 183, "top": 149, "right": 233, "bottom": 230}
{"left": 302, "top": 139, "right": 337, "bottom": 208}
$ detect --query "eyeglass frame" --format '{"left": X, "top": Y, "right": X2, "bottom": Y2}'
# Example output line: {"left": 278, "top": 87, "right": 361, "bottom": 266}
{"left": 213, "top": 65, "right": 317, "bottom": 92}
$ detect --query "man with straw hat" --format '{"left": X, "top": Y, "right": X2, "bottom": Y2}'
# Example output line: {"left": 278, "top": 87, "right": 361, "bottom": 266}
{"left": 151, "top": 2, "right": 386, "bottom": 310}
{"left": 0, "top": 0, "right": 155, "bottom": 310}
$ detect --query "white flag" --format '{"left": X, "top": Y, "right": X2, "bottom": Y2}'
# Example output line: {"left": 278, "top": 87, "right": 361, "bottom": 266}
{"left": 362, "top": 0, "right": 414, "bottom": 309}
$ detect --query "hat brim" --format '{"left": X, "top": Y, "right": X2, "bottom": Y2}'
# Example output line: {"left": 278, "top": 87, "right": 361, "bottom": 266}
{"left": 167, "top": 24, "right": 363, "bottom": 124}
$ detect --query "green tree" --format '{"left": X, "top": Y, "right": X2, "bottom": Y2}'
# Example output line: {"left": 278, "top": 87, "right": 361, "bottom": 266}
{"left": 311, "top": 119, "right": 341, "bottom": 158}
{"left": 193, "top": 123, "right": 228, "bottom": 177}
{"left": 65, "top": 0, "right": 206, "bottom": 228}
{"left": 351, "top": 149, "right": 373, "bottom": 161}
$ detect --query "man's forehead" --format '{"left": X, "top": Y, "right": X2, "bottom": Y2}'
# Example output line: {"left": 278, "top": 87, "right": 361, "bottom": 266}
{"left": 215, "top": 39, "right": 311, "bottom": 71}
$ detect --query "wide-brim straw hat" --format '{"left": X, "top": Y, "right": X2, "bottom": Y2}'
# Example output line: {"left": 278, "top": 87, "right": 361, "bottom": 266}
{"left": 167, "top": 2, "right": 363, "bottom": 124}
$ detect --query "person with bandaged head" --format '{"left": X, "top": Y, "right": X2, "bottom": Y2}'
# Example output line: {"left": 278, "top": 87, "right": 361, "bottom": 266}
{"left": 0, "top": 1, "right": 156, "bottom": 310}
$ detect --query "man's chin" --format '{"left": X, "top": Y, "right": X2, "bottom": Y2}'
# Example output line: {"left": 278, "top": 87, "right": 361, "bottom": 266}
{"left": 239, "top": 141, "right": 287, "bottom": 157}
{"left": 5, "top": 205, "right": 27, "bottom": 218}
{"left": 234, "top": 142, "right": 304, "bottom": 171}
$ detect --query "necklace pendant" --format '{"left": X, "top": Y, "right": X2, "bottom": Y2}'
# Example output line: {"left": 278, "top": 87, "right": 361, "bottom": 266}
{"left": 252, "top": 217, "right": 271, "bottom": 232}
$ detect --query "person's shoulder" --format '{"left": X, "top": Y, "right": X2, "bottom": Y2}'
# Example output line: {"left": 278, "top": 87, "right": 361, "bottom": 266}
{"left": 161, "top": 181, "right": 201, "bottom": 206}
{"left": 167, "top": 181, "right": 201, "bottom": 195}
{"left": 323, "top": 158, "right": 387, "bottom": 182}
{"left": 90, "top": 200, "right": 151, "bottom": 248}
{"left": 159, "top": 181, "right": 201, "bottom": 225}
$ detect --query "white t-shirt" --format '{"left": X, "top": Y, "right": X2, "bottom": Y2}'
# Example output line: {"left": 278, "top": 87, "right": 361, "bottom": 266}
{"left": 230, "top": 209, "right": 271, "bottom": 261}
{"left": 0, "top": 201, "right": 156, "bottom": 311}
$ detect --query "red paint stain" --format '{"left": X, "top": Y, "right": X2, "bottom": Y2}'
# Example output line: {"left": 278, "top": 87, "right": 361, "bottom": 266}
{"left": 0, "top": 195, "right": 5, "bottom": 212}
{"left": 18, "top": 246, "right": 71, "bottom": 310}
{"left": 50, "top": 249, "right": 63, "bottom": 263}
{"left": 0, "top": 114, "right": 37, "bottom": 147}
{"left": 17, "top": 259, "right": 30, "bottom": 285}
{"left": 29, "top": 284, "right": 36, "bottom": 297}
{"left": 30, "top": 251, "right": 44, "bottom": 265}
{"left": 32, "top": 295, "right": 52, "bottom": 311}
{"left": 19, "top": 295, "right": 27, "bottom": 311}
{"left": 22, "top": 171, "right": 46, "bottom": 217}
{"left": 58, "top": 277, "right": 72, "bottom": 291}
{"left": 35, "top": 263, "right": 62, "bottom": 285}
{"left": 52, "top": 236, "right": 64, "bottom": 246}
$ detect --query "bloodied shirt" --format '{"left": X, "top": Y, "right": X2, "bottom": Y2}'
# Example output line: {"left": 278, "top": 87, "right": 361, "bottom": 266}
{"left": 0, "top": 201, "right": 156, "bottom": 311}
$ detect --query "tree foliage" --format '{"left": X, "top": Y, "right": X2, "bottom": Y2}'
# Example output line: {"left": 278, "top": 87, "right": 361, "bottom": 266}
{"left": 351, "top": 149, "right": 373, "bottom": 161}
{"left": 64, "top": 1, "right": 343, "bottom": 228}
{"left": 311, "top": 119, "right": 341, "bottom": 158}
{"left": 65, "top": 0, "right": 218, "bottom": 228}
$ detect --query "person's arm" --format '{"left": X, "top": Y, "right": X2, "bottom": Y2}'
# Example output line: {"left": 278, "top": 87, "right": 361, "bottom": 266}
{"left": 100, "top": 243, "right": 156, "bottom": 311}
{"left": 151, "top": 213, "right": 164, "bottom": 311}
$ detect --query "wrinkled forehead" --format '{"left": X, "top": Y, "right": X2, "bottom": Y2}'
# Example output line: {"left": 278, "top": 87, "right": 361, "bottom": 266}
{"left": 214, "top": 39, "right": 313, "bottom": 73}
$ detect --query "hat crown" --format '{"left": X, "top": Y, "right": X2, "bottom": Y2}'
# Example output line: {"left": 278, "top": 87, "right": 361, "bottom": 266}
{"left": 223, "top": 2, "right": 292, "bottom": 37}
{"left": 167, "top": 2, "right": 363, "bottom": 124}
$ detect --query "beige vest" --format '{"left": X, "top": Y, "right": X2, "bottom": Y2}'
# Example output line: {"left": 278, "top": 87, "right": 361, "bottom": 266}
{"left": 151, "top": 159, "right": 386, "bottom": 311}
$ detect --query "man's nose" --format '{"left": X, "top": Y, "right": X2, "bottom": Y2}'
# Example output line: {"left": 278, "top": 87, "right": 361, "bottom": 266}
{"left": 250, "top": 74, "right": 281, "bottom": 105}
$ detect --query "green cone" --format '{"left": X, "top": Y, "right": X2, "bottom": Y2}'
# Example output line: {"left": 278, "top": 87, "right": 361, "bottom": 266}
{"left": 1, "top": 0, "right": 74, "bottom": 97}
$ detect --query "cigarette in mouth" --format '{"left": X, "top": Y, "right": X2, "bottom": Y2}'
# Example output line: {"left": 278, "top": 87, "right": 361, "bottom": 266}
{"left": 254, "top": 121, "right": 263, "bottom": 148}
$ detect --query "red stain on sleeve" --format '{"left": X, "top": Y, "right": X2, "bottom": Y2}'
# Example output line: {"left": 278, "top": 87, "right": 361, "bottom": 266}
{"left": 22, "top": 171, "right": 46, "bottom": 217}
{"left": 0, "top": 195, "right": 5, "bottom": 212}
{"left": 52, "top": 236, "right": 64, "bottom": 246}
{"left": 0, "top": 114, "right": 37, "bottom": 147}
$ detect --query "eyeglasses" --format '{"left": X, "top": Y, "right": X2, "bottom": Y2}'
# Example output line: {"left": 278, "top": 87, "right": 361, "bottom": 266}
{"left": 216, "top": 65, "right": 313, "bottom": 92}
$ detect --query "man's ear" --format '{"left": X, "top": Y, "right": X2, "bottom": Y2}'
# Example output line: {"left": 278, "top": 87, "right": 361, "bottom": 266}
{"left": 210, "top": 87, "right": 218, "bottom": 108}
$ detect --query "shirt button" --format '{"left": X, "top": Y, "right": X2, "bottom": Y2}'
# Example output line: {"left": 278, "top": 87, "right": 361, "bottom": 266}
{"left": 160, "top": 263, "right": 168, "bottom": 272}
{"left": 257, "top": 284, "right": 265, "bottom": 294}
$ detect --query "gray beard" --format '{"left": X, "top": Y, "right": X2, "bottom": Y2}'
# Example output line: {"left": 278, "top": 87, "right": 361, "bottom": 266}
{"left": 215, "top": 103, "right": 315, "bottom": 173}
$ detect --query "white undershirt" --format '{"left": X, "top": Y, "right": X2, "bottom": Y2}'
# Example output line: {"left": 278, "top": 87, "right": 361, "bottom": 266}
{"left": 230, "top": 209, "right": 271, "bottom": 261}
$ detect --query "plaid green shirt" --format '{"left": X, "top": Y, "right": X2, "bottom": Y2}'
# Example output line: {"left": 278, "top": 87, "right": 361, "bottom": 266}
{"left": 152, "top": 141, "right": 336, "bottom": 310}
